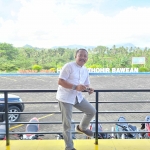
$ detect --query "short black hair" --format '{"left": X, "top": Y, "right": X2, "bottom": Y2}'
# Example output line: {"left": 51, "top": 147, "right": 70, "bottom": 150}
{"left": 75, "top": 48, "right": 88, "bottom": 56}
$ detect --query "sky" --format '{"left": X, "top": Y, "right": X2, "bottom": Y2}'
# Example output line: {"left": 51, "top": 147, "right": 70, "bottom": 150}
{"left": 0, "top": 0, "right": 150, "bottom": 48}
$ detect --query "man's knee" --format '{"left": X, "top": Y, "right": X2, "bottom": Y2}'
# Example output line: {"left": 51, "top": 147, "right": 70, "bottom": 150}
{"left": 92, "top": 108, "right": 96, "bottom": 116}
{"left": 89, "top": 107, "right": 96, "bottom": 117}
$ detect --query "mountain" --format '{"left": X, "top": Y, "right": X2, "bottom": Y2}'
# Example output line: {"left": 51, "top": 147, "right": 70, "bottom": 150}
{"left": 52, "top": 44, "right": 96, "bottom": 50}
{"left": 23, "top": 44, "right": 42, "bottom": 50}
{"left": 116, "top": 43, "right": 136, "bottom": 48}
{"left": 23, "top": 43, "right": 139, "bottom": 50}
{"left": 23, "top": 44, "right": 95, "bottom": 50}
{"left": 23, "top": 44, "right": 33, "bottom": 48}
{"left": 107, "top": 43, "right": 136, "bottom": 48}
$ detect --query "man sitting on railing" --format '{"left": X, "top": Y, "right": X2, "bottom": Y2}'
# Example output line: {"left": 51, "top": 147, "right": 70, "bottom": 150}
{"left": 56, "top": 48, "right": 96, "bottom": 150}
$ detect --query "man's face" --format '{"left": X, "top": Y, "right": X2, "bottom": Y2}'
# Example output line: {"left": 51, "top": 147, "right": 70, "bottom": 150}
{"left": 75, "top": 50, "right": 88, "bottom": 66}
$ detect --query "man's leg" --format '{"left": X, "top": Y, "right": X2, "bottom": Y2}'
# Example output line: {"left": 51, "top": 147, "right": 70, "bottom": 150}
{"left": 59, "top": 101, "right": 74, "bottom": 150}
{"left": 74, "top": 98, "right": 96, "bottom": 131}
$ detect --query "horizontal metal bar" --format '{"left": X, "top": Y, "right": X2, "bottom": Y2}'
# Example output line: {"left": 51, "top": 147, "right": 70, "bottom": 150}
{"left": 7, "top": 100, "right": 150, "bottom": 104}
{"left": 0, "top": 112, "right": 5, "bottom": 114}
{"left": 0, "top": 131, "right": 150, "bottom": 135}
{"left": 1, "top": 111, "right": 150, "bottom": 115}
{"left": 8, "top": 101, "right": 59, "bottom": 104}
{"left": 0, "top": 121, "right": 149, "bottom": 125}
{"left": 98, "top": 111, "right": 150, "bottom": 113}
{"left": 2, "top": 112, "right": 60, "bottom": 114}
{"left": 0, "top": 89, "right": 57, "bottom": 92}
{"left": 0, "top": 112, "right": 75, "bottom": 114}
{"left": 5, "top": 131, "right": 78, "bottom": 135}
{"left": 94, "top": 131, "right": 150, "bottom": 133}
{"left": 94, "top": 121, "right": 150, "bottom": 124}
{"left": 98, "top": 101, "right": 150, "bottom": 103}
{"left": 0, "top": 89, "right": 150, "bottom": 93}
{"left": 94, "top": 89, "right": 150, "bottom": 92}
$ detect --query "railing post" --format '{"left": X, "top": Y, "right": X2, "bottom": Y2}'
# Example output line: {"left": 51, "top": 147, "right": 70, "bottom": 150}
{"left": 4, "top": 92, "right": 10, "bottom": 147}
{"left": 95, "top": 91, "right": 98, "bottom": 145}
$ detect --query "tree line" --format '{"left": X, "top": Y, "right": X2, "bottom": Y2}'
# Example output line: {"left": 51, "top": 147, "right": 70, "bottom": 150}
{"left": 0, "top": 42, "right": 150, "bottom": 72}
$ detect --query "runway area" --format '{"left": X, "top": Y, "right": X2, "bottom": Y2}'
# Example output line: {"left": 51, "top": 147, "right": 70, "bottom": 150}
{"left": 0, "top": 75, "right": 150, "bottom": 139}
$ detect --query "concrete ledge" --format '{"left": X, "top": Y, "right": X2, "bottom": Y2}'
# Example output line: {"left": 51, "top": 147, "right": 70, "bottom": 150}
{"left": 1, "top": 139, "right": 150, "bottom": 150}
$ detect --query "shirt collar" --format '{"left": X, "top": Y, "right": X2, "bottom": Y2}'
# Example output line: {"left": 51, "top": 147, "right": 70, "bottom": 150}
{"left": 75, "top": 62, "right": 83, "bottom": 68}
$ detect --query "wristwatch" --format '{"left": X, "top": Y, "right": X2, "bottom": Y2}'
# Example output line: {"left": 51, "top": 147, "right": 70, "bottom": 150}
{"left": 72, "top": 84, "right": 77, "bottom": 90}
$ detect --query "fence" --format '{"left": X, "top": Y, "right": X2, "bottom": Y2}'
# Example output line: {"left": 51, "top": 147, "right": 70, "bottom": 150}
{"left": 0, "top": 89, "right": 150, "bottom": 146}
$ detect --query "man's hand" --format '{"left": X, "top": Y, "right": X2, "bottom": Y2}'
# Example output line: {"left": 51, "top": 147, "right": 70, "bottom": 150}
{"left": 85, "top": 87, "right": 94, "bottom": 95}
{"left": 76, "top": 84, "right": 86, "bottom": 91}
{"left": 76, "top": 85, "right": 94, "bottom": 95}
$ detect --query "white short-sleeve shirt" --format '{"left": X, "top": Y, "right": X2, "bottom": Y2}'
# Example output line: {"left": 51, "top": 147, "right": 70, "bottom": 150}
{"left": 56, "top": 62, "right": 90, "bottom": 104}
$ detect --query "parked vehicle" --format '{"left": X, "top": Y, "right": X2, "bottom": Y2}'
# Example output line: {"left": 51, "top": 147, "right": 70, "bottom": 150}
{"left": 0, "top": 117, "right": 43, "bottom": 140}
{"left": 0, "top": 121, "right": 7, "bottom": 140}
{"left": 140, "top": 116, "right": 150, "bottom": 139}
{"left": 0, "top": 94, "right": 24, "bottom": 122}
{"left": 17, "top": 117, "right": 44, "bottom": 140}
{"left": 115, "top": 116, "right": 141, "bottom": 139}
{"left": 86, "top": 119, "right": 112, "bottom": 139}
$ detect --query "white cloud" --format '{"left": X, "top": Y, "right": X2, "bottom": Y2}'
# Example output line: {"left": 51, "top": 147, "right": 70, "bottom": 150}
{"left": 11, "top": 11, "right": 16, "bottom": 17}
{"left": 0, "top": 0, "right": 150, "bottom": 48}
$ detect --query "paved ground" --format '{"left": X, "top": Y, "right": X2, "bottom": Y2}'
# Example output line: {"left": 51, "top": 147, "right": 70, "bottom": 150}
{"left": 0, "top": 75, "right": 150, "bottom": 139}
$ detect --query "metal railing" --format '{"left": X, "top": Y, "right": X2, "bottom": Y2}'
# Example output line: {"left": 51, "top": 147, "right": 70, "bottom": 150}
{"left": 0, "top": 89, "right": 150, "bottom": 146}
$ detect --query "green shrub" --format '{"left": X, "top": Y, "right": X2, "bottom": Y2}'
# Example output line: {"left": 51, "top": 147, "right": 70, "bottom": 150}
{"left": 0, "top": 63, "right": 18, "bottom": 72}
{"left": 50, "top": 68, "right": 56, "bottom": 73}
{"left": 32, "top": 65, "right": 42, "bottom": 72}
{"left": 87, "top": 64, "right": 102, "bottom": 68}
{"left": 138, "top": 67, "right": 149, "bottom": 72}
{"left": 42, "top": 64, "right": 51, "bottom": 70}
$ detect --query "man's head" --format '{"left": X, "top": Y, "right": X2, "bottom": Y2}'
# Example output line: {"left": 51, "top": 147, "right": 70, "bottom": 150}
{"left": 75, "top": 49, "right": 88, "bottom": 66}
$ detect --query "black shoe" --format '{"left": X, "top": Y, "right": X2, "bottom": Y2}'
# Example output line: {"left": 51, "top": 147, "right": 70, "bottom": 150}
{"left": 76, "top": 125, "right": 93, "bottom": 137}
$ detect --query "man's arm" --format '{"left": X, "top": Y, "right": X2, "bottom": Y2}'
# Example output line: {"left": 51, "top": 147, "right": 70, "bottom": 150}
{"left": 58, "top": 78, "right": 73, "bottom": 89}
{"left": 58, "top": 78, "right": 87, "bottom": 91}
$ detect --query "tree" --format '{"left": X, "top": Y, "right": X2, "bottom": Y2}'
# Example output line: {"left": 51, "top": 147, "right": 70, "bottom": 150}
{"left": 0, "top": 43, "right": 18, "bottom": 60}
